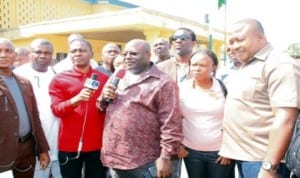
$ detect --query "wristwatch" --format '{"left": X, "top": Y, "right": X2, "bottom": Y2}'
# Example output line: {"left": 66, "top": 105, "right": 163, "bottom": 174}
{"left": 262, "top": 161, "right": 279, "bottom": 171}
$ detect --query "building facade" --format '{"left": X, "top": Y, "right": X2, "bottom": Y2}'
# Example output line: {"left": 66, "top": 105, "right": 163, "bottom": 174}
{"left": 0, "top": 0, "right": 225, "bottom": 63}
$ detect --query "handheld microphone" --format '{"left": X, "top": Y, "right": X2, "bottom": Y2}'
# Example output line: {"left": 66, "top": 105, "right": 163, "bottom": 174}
{"left": 106, "top": 69, "right": 126, "bottom": 103}
{"left": 84, "top": 73, "right": 100, "bottom": 90}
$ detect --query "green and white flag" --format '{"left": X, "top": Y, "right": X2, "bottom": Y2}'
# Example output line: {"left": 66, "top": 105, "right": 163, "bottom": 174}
{"left": 218, "top": 0, "right": 226, "bottom": 9}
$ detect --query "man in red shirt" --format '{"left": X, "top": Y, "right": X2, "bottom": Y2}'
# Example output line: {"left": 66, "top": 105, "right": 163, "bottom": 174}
{"left": 49, "top": 38, "right": 108, "bottom": 178}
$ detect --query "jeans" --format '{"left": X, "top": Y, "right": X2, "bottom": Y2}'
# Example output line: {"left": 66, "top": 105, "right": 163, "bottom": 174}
{"left": 34, "top": 159, "right": 62, "bottom": 178}
{"left": 171, "top": 157, "right": 181, "bottom": 178}
{"left": 183, "top": 147, "right": 234, "bottom": 178}
{"left": 58, "top": 150, "right": 106, "bottom": 178}
{"left": 110, "top": 158, "right": 181, "bottom": 178}
{"left": 236, "top": 160, "right": 290, "bottom": 178}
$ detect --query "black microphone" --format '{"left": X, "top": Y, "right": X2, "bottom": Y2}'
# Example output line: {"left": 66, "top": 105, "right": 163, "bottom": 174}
{"left": 106, "top": 69, "right": 126, "bottom": 103}
{"left": 84, "top": 73, "right": 100, "bottom": 90}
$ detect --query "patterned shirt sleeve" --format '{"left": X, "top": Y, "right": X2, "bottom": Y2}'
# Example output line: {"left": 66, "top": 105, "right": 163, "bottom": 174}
{"left": 157, "top": 77, "right": 183, "bottom": 159}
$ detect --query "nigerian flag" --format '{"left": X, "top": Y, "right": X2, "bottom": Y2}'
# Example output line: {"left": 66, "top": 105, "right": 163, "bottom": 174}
{"left": 218, "top": 0, "right": 226, "bottom": 9}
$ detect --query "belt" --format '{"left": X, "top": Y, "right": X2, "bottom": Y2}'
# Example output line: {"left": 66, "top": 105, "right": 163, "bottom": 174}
{"left": 19, "top": 133, "right": 32, "bottom": 143}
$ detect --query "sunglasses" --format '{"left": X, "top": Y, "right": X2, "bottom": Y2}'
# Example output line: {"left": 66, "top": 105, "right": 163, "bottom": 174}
{"left": 171, "top": 34, "right": 192, "bottom": 41}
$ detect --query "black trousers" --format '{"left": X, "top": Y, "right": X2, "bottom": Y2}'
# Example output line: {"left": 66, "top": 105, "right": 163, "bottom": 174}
{"left": 58, "top": 150, "right": 106, "bottom": 178}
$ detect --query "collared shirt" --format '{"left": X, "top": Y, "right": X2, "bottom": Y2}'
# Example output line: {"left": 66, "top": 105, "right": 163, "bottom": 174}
{"left": 152, "top": 55, "right": 172, "bottom": 64}
{"left": 219, "top": 44, "right": 300, "bottom": 161}
{"left": 101, "top": 64, "right": 182, "bottom": 169}
{"left": 157, "top": 57, "right": 190, "bottom": 83}
{"left": 216, "top": 61, "right": 240, "bottom": 87}
{"left": 97, "top": 65, "right": 112, "bottom": 77}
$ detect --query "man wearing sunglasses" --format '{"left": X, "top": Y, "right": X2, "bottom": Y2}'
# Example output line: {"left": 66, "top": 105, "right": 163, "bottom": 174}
{"left": 157, "top": 27, "right": 197, "bottom": 178}
{"left": 157, "top": 27, "right": 196, "bottom": 83}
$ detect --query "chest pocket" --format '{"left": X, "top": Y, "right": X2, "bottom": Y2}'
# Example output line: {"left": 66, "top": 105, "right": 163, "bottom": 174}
{"left": 241, "top": 77, "right": 258, "bottom": 100}
{"left": 233, "top": 63, "right": 266, "bottom": 101}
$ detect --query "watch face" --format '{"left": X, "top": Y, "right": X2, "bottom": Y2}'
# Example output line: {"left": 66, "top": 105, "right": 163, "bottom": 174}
{"left": 263, "top": 161, "right": 272, "bottom": 170}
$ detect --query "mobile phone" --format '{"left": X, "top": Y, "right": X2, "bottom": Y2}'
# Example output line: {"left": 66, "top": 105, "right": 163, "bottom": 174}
{"left": 143, "top": 166, "right": 157, "bottom": 178}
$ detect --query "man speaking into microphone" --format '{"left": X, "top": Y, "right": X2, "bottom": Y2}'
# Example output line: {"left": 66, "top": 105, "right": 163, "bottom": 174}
{"left": 98, "top": 39, "right": 182, "bottom": 178}
{"left": 49, "top": 38, "right": 109, "bottom": 178}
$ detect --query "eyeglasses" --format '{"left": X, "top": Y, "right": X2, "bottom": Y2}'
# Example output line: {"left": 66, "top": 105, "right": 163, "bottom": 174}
{"left": 171, "top": 34, "right": 192, "bottom": 41}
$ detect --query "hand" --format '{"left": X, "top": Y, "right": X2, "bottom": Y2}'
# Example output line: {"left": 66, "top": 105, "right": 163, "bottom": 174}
{"left": 102, "top": 84, "right": 117, "bottom": 101}
{"left": 39, "top": 152, "right": 50, "bottom": 170}
{"left": 215, "top": 155, "right": 232, "bottom": 165}
{"left": 258, "top": 168, "right": 279, "bottom": 178}
{"left": 155, "top": 157, "right": 171, "bottom": 178}
{"left": 177, "top": 145, "right": 189, "bottom": 158}
{"left": 71, "top": 88, "right": 94, "bottom": 106}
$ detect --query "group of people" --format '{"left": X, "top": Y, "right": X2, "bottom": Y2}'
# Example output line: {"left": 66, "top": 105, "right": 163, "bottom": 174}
{"left": 0, "top": 18, "right": 299, "bottom": 178}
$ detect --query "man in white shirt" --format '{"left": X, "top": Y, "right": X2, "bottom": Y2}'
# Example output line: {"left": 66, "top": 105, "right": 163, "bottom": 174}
{"left": 14, "top": 38, "right": 62, "bottom": 178}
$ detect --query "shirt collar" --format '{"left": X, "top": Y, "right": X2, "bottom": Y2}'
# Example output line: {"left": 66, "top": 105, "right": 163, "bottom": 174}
{"left": 254, "top": 43, "right": 274, "bottom": 61}
{"left": 244, "top": 43, "right": 273, "bottom": 65}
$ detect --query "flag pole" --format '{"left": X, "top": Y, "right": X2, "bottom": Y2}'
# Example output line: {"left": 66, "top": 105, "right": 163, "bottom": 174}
{"left": 223, "top": 0, "right": 227, "bottom": 65}
{"left": 205, "top": 14, "right": 213, "bottom": 50}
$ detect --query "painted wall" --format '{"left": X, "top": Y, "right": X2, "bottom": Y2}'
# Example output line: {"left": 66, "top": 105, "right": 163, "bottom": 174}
{"left": 1, "top": 0, "right": 225, "bottom": 63}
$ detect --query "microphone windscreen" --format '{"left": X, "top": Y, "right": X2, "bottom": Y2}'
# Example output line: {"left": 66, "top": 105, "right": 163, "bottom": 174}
{"left": 115, "top": 69, "right": 126, "bottom": 79}
{"left": 91, "top": 73, "right": 98, "bottom": 80}
{"left": 105, "top": 69, "right": 126, "bottom": 103}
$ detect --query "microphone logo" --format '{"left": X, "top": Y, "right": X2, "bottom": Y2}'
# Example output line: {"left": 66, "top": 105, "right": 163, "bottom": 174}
{"left": 84, "top": 73, "right": 100, "bottom": 90}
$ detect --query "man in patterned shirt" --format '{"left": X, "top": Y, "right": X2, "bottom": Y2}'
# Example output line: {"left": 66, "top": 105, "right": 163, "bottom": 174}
{"left": 98, "top": 39, "right": 183, "bottom": 178}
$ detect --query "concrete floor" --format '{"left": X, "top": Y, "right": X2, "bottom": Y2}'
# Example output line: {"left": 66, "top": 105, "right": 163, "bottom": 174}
{"left": 0, "top": 170, "right": 13, "bottom": 178}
